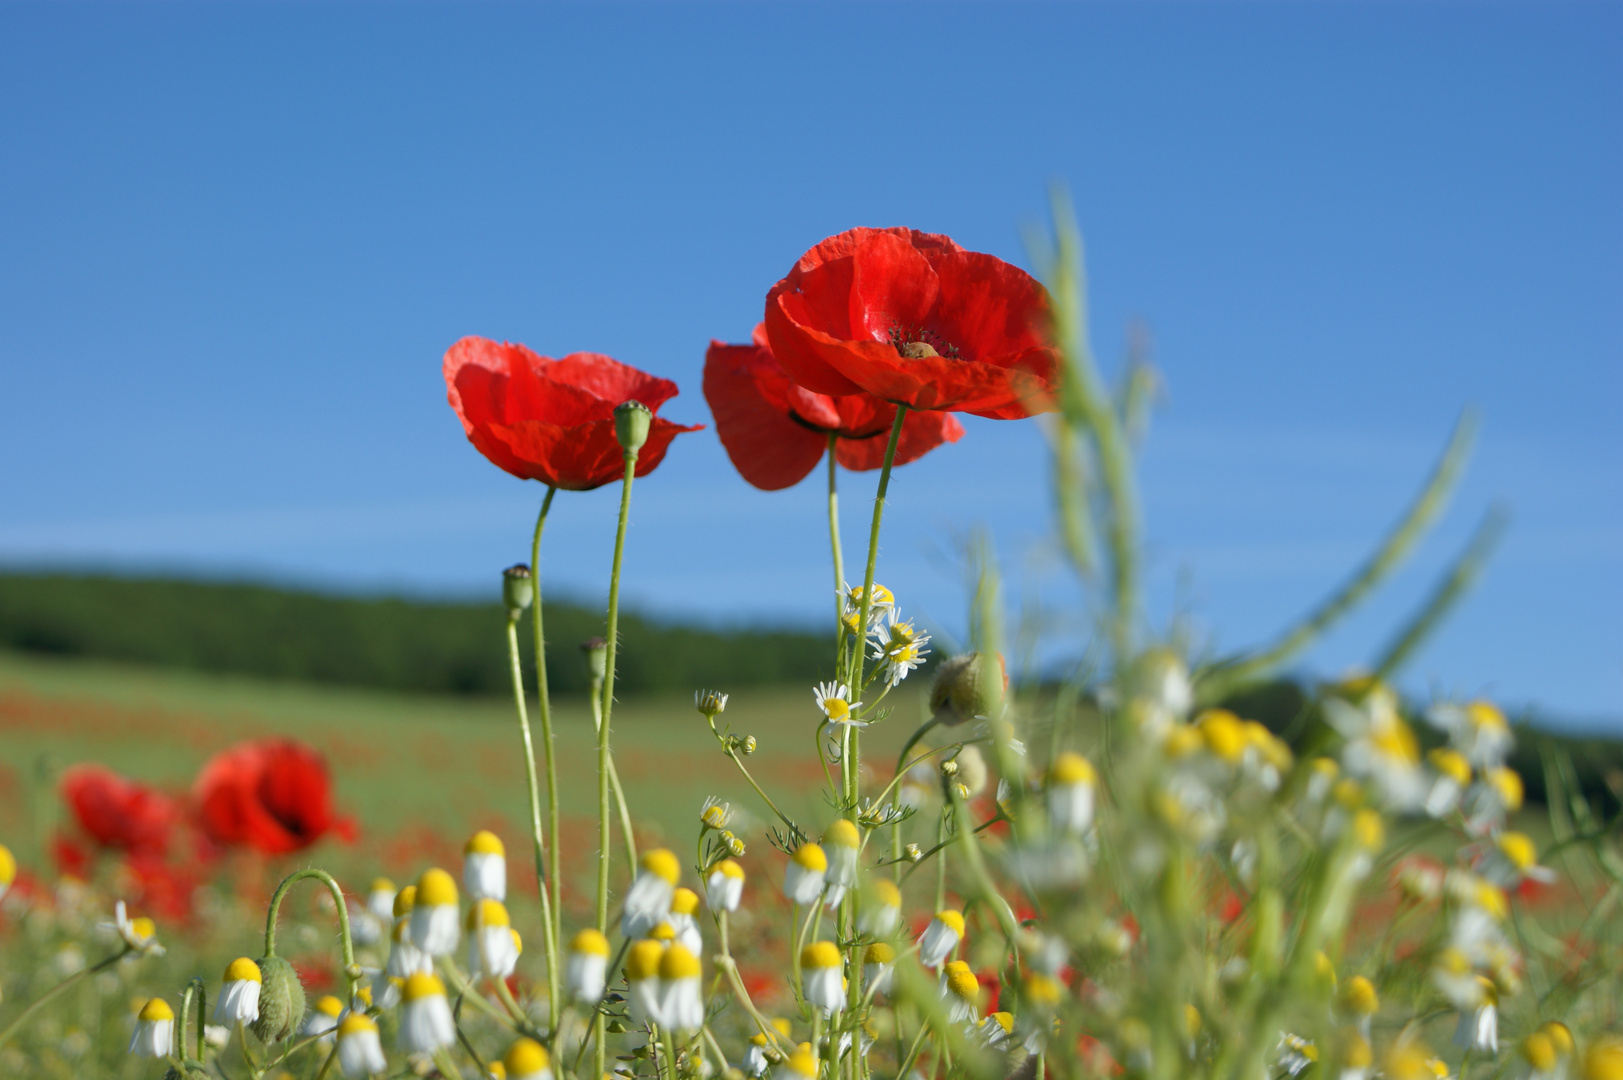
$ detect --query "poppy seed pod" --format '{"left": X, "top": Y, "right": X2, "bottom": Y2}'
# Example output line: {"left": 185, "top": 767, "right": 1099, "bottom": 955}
{"left": 929, "top": 653, "right": 1007, "bottom": 727}
{"left": 615, "top": 400, "right": 653, "bottom": 455}
{"left": 581, "top": 638, "right": 608, "bottom": 682}
{"left": 251, "top": 955, "right": 306, "bottom": 1043}
{"left": 502, "top": 564, "right": 534, "bottom": 615}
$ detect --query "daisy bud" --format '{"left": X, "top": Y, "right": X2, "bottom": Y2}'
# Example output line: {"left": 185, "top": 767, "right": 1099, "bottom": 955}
{"left": 705, "top": 859, "right": 745, "bottom": 913}
{"left": 466, "top": 899, "right": 520, "bottom": 980}
{"left": 905, "top": 843, "right": 923, "bottom": 863}
{"left": 929, "top": 652, "right": 1007, "bottom": 727}
{"left": 858, "top": 879, "right": 901, "bottom": 937}
{"left": 862, "top": 942, "right": 895, "bottom": 996}
{"left": 624, "top": 939, "right": 665, "bottom": 1025}
{"left": 700, "top": 797, "right": 732, "bottom": 831}
{"left": 566, "top": 928, "right": 611, "bottom": 1003}
{"left": 1046, "top": 751, "right": 1097, "bottom": 834}
{"left": 822, "top": 820, "right": 861, "bottom": 907}
{"left": 695, "top": 690, "right": 729, "bottom": 718}
{"left": 128, "top": 997, "right": 174, "bottom": 1057}
{"left": 782, "top": 843, "right": 828, "bottom": 906}
{"left": 800, "top": 941, "right": 847, "bottom": 1015}
{"left": 336, "top": 1012, "right": 387, "bottom": 1078}
{"left": 303, "top": 994, "right": 344, "bottom": 1044}
{"left": 735, "top": 735, "right": 757, "bottom": 755}
{"left": 399, "top": 972, "right": 455, "bottom": 1054}
{"left": 506, "top": 1037, "right": 554, "bottom": 1080}
{"left": 214, "top": 957, "right": 262, "bottom": 1025}
{"left": 0, "top": 843, "right": 15, "bottom": 901}
{"left": 668, "top": 887, "right": 703, "bottom": 955}
{"left": 622, "top": 848, "right": 681, "bottom": 938}
{"left": 940, "top": 960, "right": 980, "bottom": 1023}
{"left": 409, "top": 868, "right": 460, "bottom": 956}
{"left": 723, "top": 830, "right": 746, "bottom": 856}
{"left": 614, "top": 400, "right": 653, "bottom": 455}
{"left": 502, "top": 564, "right": 534, "bottom": 615}
{"left": 657, "top": 943, "right": 705, "bottom": 1032}
{"left": 251, "top": 955, "right": 306, "bottom": 1043}
{"left": 581, "top": 638, "right": 608, "bottom": 681}
{"left": 464, "top": 830, "right": 508, "bottom": 901}
{"left": 919, "top": 909, "right": 965, "bottom": 968}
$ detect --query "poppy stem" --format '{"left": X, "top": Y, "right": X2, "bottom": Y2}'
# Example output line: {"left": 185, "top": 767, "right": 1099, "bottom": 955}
{"left": 261, "top": 868, "right": 359, "bottom": 998}
{"left": 0, "top": 946, "right": 132, "bottom": 1053}
{"left": 176, "top": 976, "right": 206, "bottom": 1063}
{"left": 595, "top": 449, "right": 638, "bottom": 1080}
{"left": 521, "top": 485, "right": 565, "bottom": 1031}
{"left": 827, "top": 431, "right": 845, "bottom": 629}
{"left": 846, "top": 404, "right": 908, "bottom": 807}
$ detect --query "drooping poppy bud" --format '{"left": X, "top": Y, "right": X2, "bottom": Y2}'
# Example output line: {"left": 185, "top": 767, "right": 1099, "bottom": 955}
{"left": 581, "top": 638, "right": 608, "bottom": 682}
{"left": 251, "top": 955, "right": 306, "bottom": 1043}
{"left": 929, "top": 653, "right": 1007, "bottom": 727}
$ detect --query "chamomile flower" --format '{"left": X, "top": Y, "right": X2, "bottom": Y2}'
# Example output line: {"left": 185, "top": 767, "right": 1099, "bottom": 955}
{"left": 1478, "top": 832, "right": 1556, "bottom": 889}
{"left": 822, "top": 819, "right": 861, "bottom": 908}
{"left": 1428, "top": 700, "right": 1515, "bottom": 768}
{"left": 505, "top": 1037, "right": 554, "bottom": 1080}
{"left": 624, "top": 939, "right": 664, "bottom": 1026}
{"left": 107, "top": 901, "right": 163, "bottom": 954}
{"left": 667, "top": 887, "right": 703, "bottom": 956}
{"left": 863, "top": 942, "right": 895, "bottom": 996}
{"left": 623, "top": 848, "right": 681, "bottom": 939}
{"left": 1465, "top": 766, "right": 1525, "bottom": 836}
{"left": 1020, "top": 973, "right": 1063, "bottom": 1052}
{"left": 1325, "top": 689, "right": 1428, "bottom": 813}
{"left": 385, "top": 903, "right": 431, "bottom": 978}
{"left": 859, "top": 878, "right": 901, "bottom": 937}
{"left": 409, "top": 868, "right": 460, "bottom": 956}
{"left": 303, "top": 995, "right": 344, "bottom": 1043}
{"left": 1451, "top": 978, "right": 1498, "bottom": 1053}
{"left": 695, "top": 690, "right": 729, "bottom": 718}
{"left": 1276, "top": 1033, "right": 1320, "bottom": 1078}
{"left": 743, "top": 1020, "right": 793, "bottom": 1076}
{"left": 657, "top": 943, "right": 705, "bottom": 1032}
{"left": 979, "top": 1012, "right": 1016, "bottom": 1050}
{"left": 1425, "top": 749, "right": 1472, "bottom": 818}
{"left": 464, "top": 830, "right": 507, "bottom": 901}
{"left": 840, "top": 581, "right": 894, "bottom": 631}
{"left": 128, "top": 998, "right": 174, "bottom": 1057}
{"left": 1339, "top": 976, "right": 1378, "bottom": 1039}
{"left": 1582, "top": 1035, "right": 1622, "bottom": 1080}
{"left": 1046, "top": 751, "right": 1098, "bottom": 834}
{"left": 700, "top": 797, "right": 734, "bottom": 831}
{"left": 919, "top": 909, "right": 965, "bottom": 968}
{"left": 398, "top": 972, "right": 456, "bottom": 1054}
{"left": 466, "top": 899, "right": 521, "bottom": 980}
{"left": 783, "top": 843, "right": 828, "bottom": 906}
{"left": 784, "top": 1045, "right": 820, "bottom": 1080}
{"left": 813, "top": 681, "right": 867, "bottom": 733}
{"left": 801, "top": 941, "right": 847, "bottom": 1015}
{"left": 566, "top": 928, "right": 610, "bottom": 1003}
{"left": 706, "top": 859, "right": 744, "bottom": 912}
{"left": 0, "top": 843, "right": 14, "bottom": 901}
{"left": 214, "top": 957, "right": 262, "bottom": 1025}
{"left": 941, "top": 960, "right": 980, "bottom": 1023}
{"left": 336, "top": 1013, "right": 387, "bottom": 1077}
{"left": 869, "top": 610, "right": 931, "bottom": 687}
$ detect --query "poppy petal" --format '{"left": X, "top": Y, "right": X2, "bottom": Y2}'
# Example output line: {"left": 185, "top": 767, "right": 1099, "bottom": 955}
{"left": 703, "top": 342, "right": 827, "bottom": 491}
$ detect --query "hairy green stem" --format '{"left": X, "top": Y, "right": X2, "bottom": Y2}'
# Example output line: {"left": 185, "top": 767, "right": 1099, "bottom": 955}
{"left": 506, "top": 614, "right": 560, "bottom": 1033}
{"left": 262, "top": 869, "right": 357, "bottom": 995}
{"left": 0, "top": 946, "right": 132, "bottom": 1052}
{"left": 527, "top": 484, "right": 565, "bottom": 1027}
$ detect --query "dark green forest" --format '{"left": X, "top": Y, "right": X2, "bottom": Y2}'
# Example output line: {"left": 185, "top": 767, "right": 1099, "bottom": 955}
{"left": 0, "top": 571, "right": 837, "bottom": 697}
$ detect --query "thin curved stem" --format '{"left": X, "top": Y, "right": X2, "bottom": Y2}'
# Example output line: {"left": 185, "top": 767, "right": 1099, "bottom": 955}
{"left": 0, "top": 946, "right": 132, "bottom": 1051}
{"left": 262, "top": 869, "right": 357, "bottom": 995}
{"left": 527, "top": 484, "right": 564, "bottom": 1028}
{"left": 177, "top": 977, "right": 207, "bottom": 1063}
{"left": 507, "top": 613, "right": 560, "bottom": 1033}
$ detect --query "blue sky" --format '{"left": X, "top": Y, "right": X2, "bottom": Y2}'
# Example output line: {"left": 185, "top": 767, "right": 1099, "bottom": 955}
{"left": 1, "top": 2, "right": 1618, "bottom": 724}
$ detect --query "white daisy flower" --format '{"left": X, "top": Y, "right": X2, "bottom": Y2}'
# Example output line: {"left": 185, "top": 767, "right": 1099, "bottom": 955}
{"left": 213, "top": 957, "right": 262, "bottom": 1025}
{"left": 782, "top": 843, "right": 828, "bottom": 906}
{"left": 302, "top": 994, "right": 344, "bottom": 1044}
{"left": 656, "top": 944, "right": 705, "bottom": 1032}
{"left": 1427, "top": 700, "right": 1515, "bottom": 769}
{"left": 859, "top": 878, "right": 901, "bottom": 937}
{"left": 566, "top": 929, "right": 610, "bottom": 1004}
{"left": 504, "top": 1037, "right": 554, "bottom": 1080}
{"left": 1452, "top": 978, "right": 1498, "bottom": 1053}
{"left": 863, "top": 941, "right": 895, "bottom": 997}
{"left": 705, "top": 859, "right": 744, "bottom": 913}
{"left": 336, "top": 1013, "right": 387, "bottom": 1077}
{"left": 667, "top": 887, "right": 703, "bottom": 956}
{"left": 465, "top": 899, "right": 521, "bottom": 980}
{"left": 869, "top": 610, "right": 931, "bottom": 687}
{"left": 801, "top": 941, "right": 847, "bottom": 1015}
{"left": 128, "top": 998, "right": 174, "bottom": 1057}
{"left": 940, "top": 960, "right": 980, "bottom": 1024}
{"left": 622, "top": 848, "right": 681, "bottom": 939}
{"left": 463, "top": 830, "right": 507, "bottom": 901}
{"left": 408, "top": 868, "right": 460, "bottom": 957}
{"left": 918, "top": 909, "right": 965, "bottom": 968}
{"left": 813, "top": 681, "right": 868, "bottom": 733}
{"left": 821, "top": 820, "right": 861, "bottom": 908}
{"left": 398, "top": 972, "right": 455, "bottom": 1054}
{"left": 624, "top": 940, "right": 664, "bottom": 1026}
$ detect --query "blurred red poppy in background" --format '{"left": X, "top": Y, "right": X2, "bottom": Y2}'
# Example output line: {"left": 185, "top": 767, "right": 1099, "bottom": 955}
{"left": 59, "top": 764, "right": 180, "bottom": 859}
{"left": 764, "top": 226, "right": 1060, "bottom": 418}
{"left": 444, "top": 338, "right": 702, "bottom": 490}
{"left": 194, "top": 739, "right": 355, "bottom": 855}
{"left": 703, "top": 325, "right": 964, "bottom": 490}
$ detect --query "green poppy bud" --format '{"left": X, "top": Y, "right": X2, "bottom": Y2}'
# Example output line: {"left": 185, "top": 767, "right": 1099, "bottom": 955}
{"left": 929, "top": 652, "right": 1007, "bottom": 727}
{"left": 250, "top": 955, "right": 305, "bottom": 1043}
{"left": 502, "top": 564, "right": 533, "bottom": 615}
{"left": 581, "top": 637, "right": 608, "bottom": 681}
{"left": 614, "top": 400, "right": 653, "bottom": 456}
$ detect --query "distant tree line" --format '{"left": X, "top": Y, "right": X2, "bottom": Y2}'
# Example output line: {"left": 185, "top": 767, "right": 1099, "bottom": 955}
{"left": 0, "top": 571, "right": 843, "bottom": 697}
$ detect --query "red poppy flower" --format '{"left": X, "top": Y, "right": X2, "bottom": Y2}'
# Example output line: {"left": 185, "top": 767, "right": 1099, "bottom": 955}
{"left": 444, "top": 338, "right": 702, "bottom": 490}
{"left": 59, "top": 764, "right": 180, "bottom": 859}
{"left": 703, "top": 324, "right": 964, "bottom": 490}
{"left": 194, "top": 739, "right": 356, "bottom": 856}
{"left": 764, "top": 227, "right": 1060, "bottom": 419}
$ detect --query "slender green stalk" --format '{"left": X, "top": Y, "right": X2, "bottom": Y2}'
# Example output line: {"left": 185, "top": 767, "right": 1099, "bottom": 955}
{"left": 527, "top": 484, "right": 565, "bottom": 1025}
{"left": 262, "top": 869, "right": 357, "bottom": 994}
{"left": 0, "top": 946, "right": 131, "bottom": 1051}
{"left": 827, "top": 431, "right": 845, "bottom": 626}
{"left": 1370, "top": 505, "right": 1508, "bottom": 680}
{"left": 177, "top": 977, "right": 206, "bottom": 1063}
{"left": 506, "top": 615, "right": 560, "bottom": 1032}
{"left": 595, "top": 450, "right": 638, "bottom": 1078}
